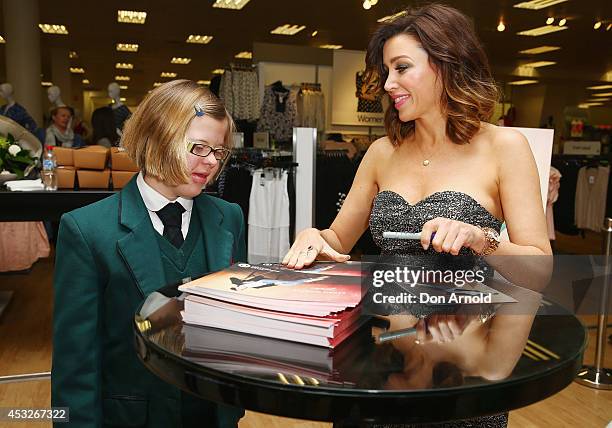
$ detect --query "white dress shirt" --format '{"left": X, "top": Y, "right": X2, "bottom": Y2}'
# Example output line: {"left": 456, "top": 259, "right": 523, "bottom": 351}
{"left": 136, "top": 172, "right": 193, "bottom": 239}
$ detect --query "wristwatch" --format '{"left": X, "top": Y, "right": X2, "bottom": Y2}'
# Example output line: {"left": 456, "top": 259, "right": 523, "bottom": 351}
{"left": 477, "top": 227, "right": 501, "bottom": 256}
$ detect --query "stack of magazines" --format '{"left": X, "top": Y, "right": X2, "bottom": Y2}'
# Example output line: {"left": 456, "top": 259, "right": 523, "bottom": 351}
{"left": 178, "top": 262, "right": 368, "bottom": 348}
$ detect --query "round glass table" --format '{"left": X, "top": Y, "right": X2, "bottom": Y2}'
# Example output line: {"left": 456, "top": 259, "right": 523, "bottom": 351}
{"left": 134, "top": 282, "right": 586, "bottom": 425}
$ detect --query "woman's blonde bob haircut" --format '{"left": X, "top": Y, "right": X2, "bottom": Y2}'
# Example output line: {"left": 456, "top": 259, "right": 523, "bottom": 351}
{"left": 121, "top": 79, "right": 235, "bottom": 185}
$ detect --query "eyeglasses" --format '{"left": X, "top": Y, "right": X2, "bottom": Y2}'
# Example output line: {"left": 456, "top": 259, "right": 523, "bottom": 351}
{"left": 187, "top": 142, "right": 230, "bottom": 161}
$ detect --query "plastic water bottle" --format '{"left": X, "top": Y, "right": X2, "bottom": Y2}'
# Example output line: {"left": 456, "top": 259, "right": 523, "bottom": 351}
{"left": 42, "top": 145, "right": 58, "bottom": 191}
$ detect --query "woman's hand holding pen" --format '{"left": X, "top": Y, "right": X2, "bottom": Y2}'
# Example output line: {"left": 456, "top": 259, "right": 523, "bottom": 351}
{"left": 416, "top": 314, "right": 471, "bottom": 344}
{"left": 282, "top": 228, "right": 350, "bottom": 269}
{"left": 420, "top": 217, "right": 486, "bottom": 255}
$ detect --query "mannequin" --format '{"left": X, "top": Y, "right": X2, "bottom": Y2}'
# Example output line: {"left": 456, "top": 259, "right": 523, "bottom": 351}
{"left": 0, "top": 83, "right": 37, "bottom": 132}
{"left": 108, "top": 82, "right": 131, "bottom": 131}
{"left": 47, "top": 86, "right": 66, "bottom": 108}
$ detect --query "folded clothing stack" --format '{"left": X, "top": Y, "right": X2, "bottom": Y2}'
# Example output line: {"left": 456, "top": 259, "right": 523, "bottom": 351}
{"left": 5, "top": 178, "right": 44, "bottom": 191}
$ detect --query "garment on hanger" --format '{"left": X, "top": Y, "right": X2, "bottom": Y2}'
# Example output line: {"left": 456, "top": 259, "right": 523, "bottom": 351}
{"left": 547, "top": 167, "right": 562, "bottom": 240}
{"left": 296, "top": 86, "right": 325, "bottom": 131}
{"left": 315, "top": 151, "right": 356, "bottom": 230}
{"left": 248, "top": 169, "right": 290, "bottom": 263}
{"left": 355, "top": 71, "right": 383, "bottom": 113}
{"left": 575, "top": 165, "right": 610, "bottom": 232}
{"left": 551, "top": 158, "right": 581, "bottom": 235}
{"left": 257, "top": 83, "right": 297, "bottom": 144}
{"left": 1, "top": 103, "right": 37, "bottom": 131}
{"left": 220, "top": 69, "right": 260, "bottom": 121}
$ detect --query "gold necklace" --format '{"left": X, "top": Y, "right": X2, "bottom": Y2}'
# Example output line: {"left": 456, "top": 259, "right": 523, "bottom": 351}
{"left": 415, "top": 142, "right": 443, "bottom": 167}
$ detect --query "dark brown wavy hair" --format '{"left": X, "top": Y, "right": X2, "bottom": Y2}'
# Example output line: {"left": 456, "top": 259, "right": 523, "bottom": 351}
{"left": 365, "top": 3, "right": 498, "bottom": 145}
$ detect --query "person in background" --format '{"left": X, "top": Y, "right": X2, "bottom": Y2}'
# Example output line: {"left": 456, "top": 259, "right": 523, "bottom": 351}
{"left": 52, "top": 80, "right": 244, "bottom": 427}
{"left": 44, "top": 106, "right": 84, "bottom": 148}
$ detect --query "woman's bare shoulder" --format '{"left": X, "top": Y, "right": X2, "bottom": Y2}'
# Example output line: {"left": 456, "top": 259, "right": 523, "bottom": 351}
{"left": 365, "top": 136, "right": 396, "bottom": 159}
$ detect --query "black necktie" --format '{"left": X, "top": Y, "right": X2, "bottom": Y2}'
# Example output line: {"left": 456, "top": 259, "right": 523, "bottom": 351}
{"left": 156, "top": 202, "right": 185, "bottom": 248}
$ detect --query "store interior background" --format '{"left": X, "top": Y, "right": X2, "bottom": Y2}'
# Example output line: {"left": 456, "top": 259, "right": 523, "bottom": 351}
{"left": 0, "top": 0, "right": 611, "bottom": 427}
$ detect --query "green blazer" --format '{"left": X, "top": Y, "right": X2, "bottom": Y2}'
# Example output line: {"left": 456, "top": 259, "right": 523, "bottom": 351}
{"left": 51, "top": 177, "right": 246, "bottom": 427}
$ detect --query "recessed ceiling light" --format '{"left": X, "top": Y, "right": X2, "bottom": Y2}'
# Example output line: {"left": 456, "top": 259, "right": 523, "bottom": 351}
{"left": 115, "top": 63, "right": 134, "bottom": 69}
{"left": 186, "top": 35, "right": 213, "bottom": 44}
{"left": 41, "top": 81, "right": 53, "bottom": 87}
{"left": 594, "top": 21, "right": 602, "bottom": 30}
{"left": 378, "top": 11, "right": 407, "bottom": 22}
{"left": 522, "top": 60, "right": 556, "bottom": 68}
{"left": 115, "top": 75, "right": 130, "bottom": 81}
{"left": 197, "top": 80, "right": 211, "bottom": 85}
{"left": 593, "top": 92, "right": 612, "bottom": 97}
{"left": 588, "top": 98, "right": 611, "bottom": 102}
{"left": 587, "top": 84, "right": 612, "bottom": 90}
{"left": 513, "top": 0, "right": 568, "bottom": 10}
{"left": 153, "top": 82, "right": 162, "bottom": 87}
{"left": 546, "top": 17, "right": 555, "bottom": 25}
{"left": 212, "top": 0, "right": 251, "bottom": 10}
{"left": 270, "top": 24, "right": 306, "bottom": 35}
{"left": 363, "top": 0, "right": 372, "bottom": 10}
{"left": 119, "top": 85, "right": 128, "bottom": 90}
{"left": 117, "top": 10, "right": 147, "bottom": 24}
{"left": 517, "top": 25, "right": 567, "bottom": 36}
{"left": 212, "top": 69, "right": 225, "bottom": 74}
{"left": 0, "top": 35, "right": 4, "bottom": 43}
{"left": 68, "top": 51, "right": 78, "bottom": 59}
{"left": 508, "top": 79, "right": 539, "bottom": 85}
{"left": 311, "top": 30, "right": 318, "bottom": 37}
{"left": 120, "top": 97, "right": 126, "bottom": 102}
{"left": 82, "top": 79, "right": 90, "bottom": 84}
{"left": 497, "top": 21, "right": 506, "bottom": 32}
{"left": 320, "top": 44, "right": 343, "bottom": 49}
{"left": 69, "top": 67, "right": 85, "bottom": 74}
{"left": 39, "top": 24, "right": 69, "bottom": 34}
{"left": 607, "top": 23, "right": 612, "bottom": 31}
{"left": 558, "top": 18, "right": 567, "bottom": 26}
{"left": 171, "top": 57, "right": 192, "bottom": 64}
{"left": 578, "top": 102, "right": 603, "bottom": 108}
{"left": 160, "top": 72, "right": 177, "bottom": 78}
{"left": 116, "top": 43, "right": 139, "bottom": 52}
{"left": 234, "top": 51, "right": 252, "bottom": 59}
{"left": 519, "top": 45, "right": 561, "bottom": 54}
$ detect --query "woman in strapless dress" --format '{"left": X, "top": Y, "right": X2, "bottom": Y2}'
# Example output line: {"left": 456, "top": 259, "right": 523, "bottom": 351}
{"left": 283, "top": 4, "right": 551, "bottom": 427}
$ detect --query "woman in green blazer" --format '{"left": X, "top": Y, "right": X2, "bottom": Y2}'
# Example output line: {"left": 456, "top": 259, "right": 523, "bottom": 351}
{"left": 52, "top": 80, "right": 245, "bottom": 427}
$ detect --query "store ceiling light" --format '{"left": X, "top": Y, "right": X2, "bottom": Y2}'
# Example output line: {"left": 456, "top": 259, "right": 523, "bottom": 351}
{"left": 197, "top": 80, "right": 211, "bottom": 85}
{"left": 234, "top": 51, "right": 252, "bottom": 59}
{"left": 513, "top": 0, "right": 568, "bottom": 10}
{"left": 68, "top": 51, "right": 78, "bottom": 59}
{"left": 558, "top": 18, "right": 567, "bottom": 26}
{"left": 120, "top": 97, "right": 126, "bottom": 102}
{"left": 508, "top": 80, "right": 539, "bottom": 85}
{"left": 160, "top": 72, "right": 177, "bottom": 78}
{"left": 594, "top": 21, "right": 602, "bottom": 30}
{"left": 0, "top": 35, "right": 5, "bottom": 44}
{"left": 186, "top": 35, "right": 213, "bottom": 44}
{"left": 589, "top": 98, "right": 611, "bottom": 102}
{"left": 39, "top": 24, "right": 68, "bottom": 34}
{"left": 171, "top": 57, "right": 192, "bottom": 64}
{"left": 578, "top": 102, "right": 603, "bottom": 108}
{"left": 363, "top": 0, "right": 372, "bottom": 10}
{"left": 115, "top": 63, "right": 134, "bottom": 69}
{"left": 270, "top": 24, "right": 306, "bottom": 36}
{"left": 320, "top": 44, "right": 343, "bottom": 49}
{"left": 607, "top": 23, "right": 612, "bottom": 31}
{"left": 82, "top": 79, "right": 90, "bottom": 84}
{"left": 70, "top": 67, "right": 85, "bottom": 74}
{"left": 593, "top": 92, "right": 612, "bottom": 97}
{"left": 311, "top": 30, "right": 318, "bottom": 37}
{"left": 116, "top": 43, "right": 139, "bottom": 52}
{"left": 519, "top": 45, "right": 561, "bottom": 54}
{"left": 587, "top": 84, "right": 612, "bottom": 90}
{"left": 212, "top": 69, "right": 225, "bottom": 74}
{"left": 212, "top": 0, "right": 251, "bottom": 10}
{"left": 497, "top": 21, "right": 506, "bottom": 32}
{"left": 117, "top": 10, "right": 147, "bottom": 24}
{"left": 41, "top": 81, "right": 53, "bottom": 87}
{"left": 378, "top": 11, "right": 407, "bottom": 23}
{"left": 517, "top": 25, "right": 567, "bottom": 36}
{"left": 119, "top": 85, "right": 128, "bottom": 90}
{"left": 115, "top": 75, "right": 130, "bottom": 81}
{"left": 546, "top": 17, "right": 554, "bottom": 25}
{"left": 153, "top": 82, "right": 162, "bottom": 87}
{"left": 522, "top": 60, "right": 556, "bottom": 68}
